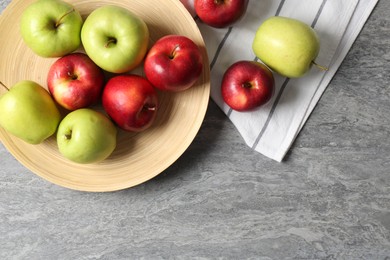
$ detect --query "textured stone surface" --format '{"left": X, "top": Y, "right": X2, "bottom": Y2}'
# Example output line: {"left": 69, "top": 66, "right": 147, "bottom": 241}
{"left": 1, "top": 0, "right": 389, "bottom": 259}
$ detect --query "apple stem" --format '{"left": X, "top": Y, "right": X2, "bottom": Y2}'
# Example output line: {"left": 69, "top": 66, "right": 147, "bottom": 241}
{"left": 242, "top": 82, "right": 252, "bottom": 89}
{"left": 68, "top": 72, "right": 78, "bottom": 80}
{"left": 64, "top": 131, "right": 72, "bottom": 140}
{"left": 0, "top": 81, "right": 9, "bottom": 91}
{"left": 312, "top": 61, "right": 329, "bottom": 71}
{"left": 169, "top": 45, "right": 180, "bottom": 59}
{"left": 105, "top": 38, "right": 117, "bottom": 48}
{"left": 55, "top": 8, "right": 75, "bottom": 28}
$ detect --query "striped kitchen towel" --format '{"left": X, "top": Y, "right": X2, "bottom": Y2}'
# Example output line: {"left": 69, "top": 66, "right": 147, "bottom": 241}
{"left": 180, "top": 0, "right": 379, "bottom": 162}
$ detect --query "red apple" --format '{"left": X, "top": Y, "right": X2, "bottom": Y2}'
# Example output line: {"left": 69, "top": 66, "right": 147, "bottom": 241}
{"left": 47, "top": 52, "right": 105, "bottom": 110}
{"left": 144, "top": 35, "right": 203, "bottom": 92}
{"left": 194, "top": 0, "right": 249, "bottom": 28}
{"left": 102, "top": 75, "right": 158, "bottom": 132}
{"left": 221, "top": 60, "right": 275, "bottom": 112}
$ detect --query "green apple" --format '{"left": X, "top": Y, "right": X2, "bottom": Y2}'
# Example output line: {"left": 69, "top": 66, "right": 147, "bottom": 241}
{"left": 56, "top": 108, "right": 117, "bottom": 164}
{"left": 81, "top": 5, "right": 149, "bottom": 73}
{"left": 20, "top": 0, "right": 83, "bottom": 57}
{"left": 252, "top": 16, "right": 323, "bottom": 78}
{"left": 0, "top": 80, "right": 61, "bottom": 144}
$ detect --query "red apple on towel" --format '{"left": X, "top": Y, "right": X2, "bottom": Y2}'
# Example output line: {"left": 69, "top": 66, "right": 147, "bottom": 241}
{"left": 221, "top": 60, "right": 275, "bottom": 112}
{"left": 194, "top": 0, "right": 249, "bottom": 28}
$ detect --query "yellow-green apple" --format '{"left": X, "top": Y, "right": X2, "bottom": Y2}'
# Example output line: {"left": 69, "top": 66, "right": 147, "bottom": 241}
{"left": 0, "top": 80, "right": 61, "bottom": 144}
{"left": 20, "top": 0, "right": 83, "bottom": 57}
{"left": 252, "top": 16, "right": 323, "bottom": 78}
{"left": 47, "top": 52, "right": 105, "bottom": 110}
{"left": 144, "top": 35, "right": 203, "bottom": 92}
{"left": 221, "top": 60, "right": 274, "bottom": 112}
{"left": 102, "top": 75, "right": 158, "bottom": 132}
{"left": 81, "top": 5, "right": 149, "bottom": 73}
{"left": 56, "top": 108, "right": 117, "bottom": 164}
{"left": 194, "top": 0, "right": 248, "bottom": 28}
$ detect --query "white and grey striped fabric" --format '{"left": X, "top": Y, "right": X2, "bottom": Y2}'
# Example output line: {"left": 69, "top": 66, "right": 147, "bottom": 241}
{"left": 181, "top": 0, "right": 379, "bottom": 162}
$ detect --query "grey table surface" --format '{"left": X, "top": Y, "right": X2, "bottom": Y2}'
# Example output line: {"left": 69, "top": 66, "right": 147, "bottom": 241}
{"left": 1, "top": 0, "right": 389, "bottom": 259}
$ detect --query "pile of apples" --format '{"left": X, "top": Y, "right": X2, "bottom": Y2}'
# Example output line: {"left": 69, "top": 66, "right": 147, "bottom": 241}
{"left": 0, "top": 0, "right": 326, "bottom": 164}
{"left": 186, "top": 0, "right": 326, "bottom": 112}
{"left": 0, "top": 0, "right": 204, "bottom": 164}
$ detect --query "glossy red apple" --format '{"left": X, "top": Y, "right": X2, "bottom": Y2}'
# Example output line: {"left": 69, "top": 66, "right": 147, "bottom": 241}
{"left": 144, "top": 35, "right": 203, "bottom": 92}
{"left": 47, "top": 52, "right": 105, "bottom": 110}
{"left": 102, "top": 75, "right": 158, "bottom": 132}
{"left": 221, "top": 60, "right": 275, "bottom": 112}
{"left": 194, "top": 0, "right": 249, "bottom": 28}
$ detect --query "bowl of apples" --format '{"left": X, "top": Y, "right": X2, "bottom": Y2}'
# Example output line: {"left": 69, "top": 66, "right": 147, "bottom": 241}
{"left": 0, "top": 0, "right": 210, "bottom": 192}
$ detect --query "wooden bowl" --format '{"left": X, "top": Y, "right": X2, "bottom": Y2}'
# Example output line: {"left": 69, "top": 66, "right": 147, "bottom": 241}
{"left": 0, "top": 0, "right": 210, "bottom": 192}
